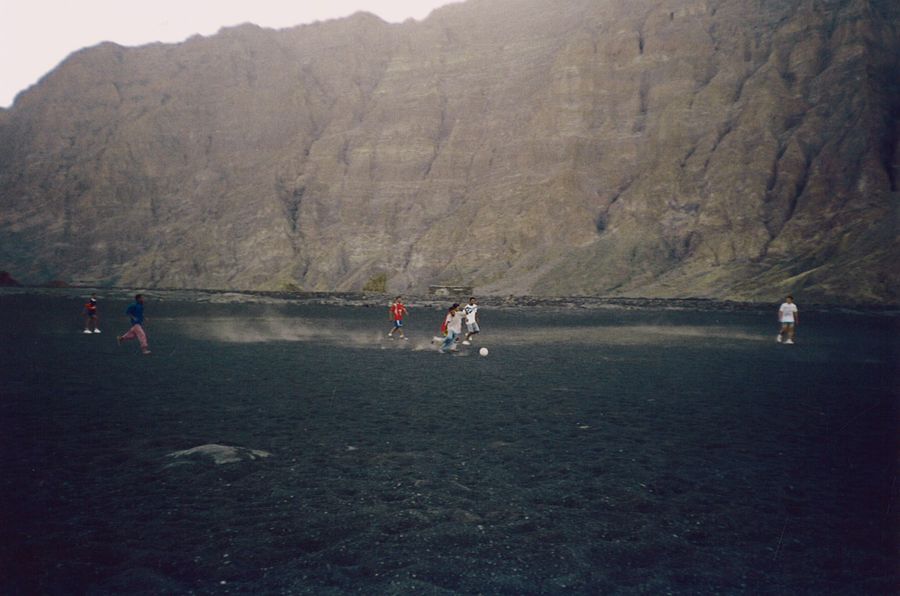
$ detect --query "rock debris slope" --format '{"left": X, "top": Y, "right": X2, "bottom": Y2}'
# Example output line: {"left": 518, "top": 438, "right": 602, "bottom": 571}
{"left": 0, "top": 0, "right": 897, "bottom": 301}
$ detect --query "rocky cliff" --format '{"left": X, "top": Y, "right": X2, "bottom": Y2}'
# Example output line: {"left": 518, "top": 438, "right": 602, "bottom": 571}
{"left": 0, "top": 0, "right": 897, "bottom": 302}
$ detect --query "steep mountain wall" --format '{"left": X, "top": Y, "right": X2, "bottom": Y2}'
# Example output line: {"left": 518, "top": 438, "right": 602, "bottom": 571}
{"left": 0, "top": 0, "right": 897, "bottom": 301}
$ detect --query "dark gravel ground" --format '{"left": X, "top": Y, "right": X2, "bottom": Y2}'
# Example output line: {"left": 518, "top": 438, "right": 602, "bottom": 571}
{"left": 0, "top": 290, "right": 896, "bottom": 594}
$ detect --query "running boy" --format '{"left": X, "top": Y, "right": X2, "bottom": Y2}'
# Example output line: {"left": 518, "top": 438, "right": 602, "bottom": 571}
{"left": 117, "top": 294, "right": 151, "bottom": 354}
{"left": 776, "top": 295, "right": 798, "bottom": 345}
{"left": 462, "top": 296, "right": 479, "bottom": 345}
{"left": 439, "top": 303, "right": 464, "bottom": 353}
{"left": 388, "top": 295, "right": 409, "bottom": 340}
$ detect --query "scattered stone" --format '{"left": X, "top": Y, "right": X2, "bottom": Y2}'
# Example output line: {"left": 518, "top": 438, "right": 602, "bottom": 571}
{"left": 450, "top": 509, "right": 483, "bottom": 524}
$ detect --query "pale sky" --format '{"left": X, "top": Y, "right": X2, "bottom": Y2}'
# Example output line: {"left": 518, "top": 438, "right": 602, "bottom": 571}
{"left": 0, "top": 0, "right": 461, "bottom": 108}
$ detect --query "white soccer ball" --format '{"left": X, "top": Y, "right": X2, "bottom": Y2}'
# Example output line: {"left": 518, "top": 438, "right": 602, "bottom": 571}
{"left": 479, "top": 347, "right": 489, "bottom": 357}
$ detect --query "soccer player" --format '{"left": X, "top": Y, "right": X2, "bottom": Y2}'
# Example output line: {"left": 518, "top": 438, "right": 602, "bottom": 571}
{"left": 462, "top": 296, "right": 480, "bottom": 345}
{"left": 440, "top": 303, "right": 464, "bottom": 353}
{"left": 117, "top": 294, "right": 151, "bottom": 354}
{"left": 387, "top": 295, "right": 409, "bottom": 340}
{"left": 82, "top": 294, "right": 100, "bottom": 333}
{"left": 776, "top": 295, "right": 798, "bottom": 345}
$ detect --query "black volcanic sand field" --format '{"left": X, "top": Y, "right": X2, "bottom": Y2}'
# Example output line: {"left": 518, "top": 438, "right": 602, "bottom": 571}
{"left": 0, "top": 290, "right": 897, "bottom": 594}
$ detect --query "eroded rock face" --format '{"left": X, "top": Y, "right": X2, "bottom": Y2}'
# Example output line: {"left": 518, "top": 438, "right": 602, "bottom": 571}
{"left": 0, "top": 0, "right": 897, "bottom": 302}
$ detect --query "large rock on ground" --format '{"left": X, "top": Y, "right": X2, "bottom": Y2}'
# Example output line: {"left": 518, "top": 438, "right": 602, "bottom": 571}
{"left": 167, "top": 444, "right": 272, "bottom": 465}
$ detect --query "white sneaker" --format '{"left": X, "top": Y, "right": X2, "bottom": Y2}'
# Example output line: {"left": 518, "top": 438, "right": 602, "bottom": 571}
{"left": 83, "top": 329, "right": 92, "bottom": 334}
{"left": 94, "top": 329, "right": 101, "bottom": 334}
{"left": 462, "top": 340, "right": 471, "bottom": 346}
{"left": 776, "top": 335, "right": 782, "bottom": 343}
{"left": 785, "top": 339, "right": 794, "bottom": 345}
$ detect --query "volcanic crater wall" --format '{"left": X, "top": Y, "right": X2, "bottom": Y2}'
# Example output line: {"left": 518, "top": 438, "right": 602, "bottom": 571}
{"left": 0, "top": 0, "right": 897, "bottom": 301}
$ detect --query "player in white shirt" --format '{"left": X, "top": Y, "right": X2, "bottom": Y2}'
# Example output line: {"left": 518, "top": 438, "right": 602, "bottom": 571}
{"left": 776, "top": 295, "right": 799, "bottom": 344}
{"left": 440, "top": 303, "right": 465, "bottom": 353}
{"left": 462, "top": 297, "right": 480, "bottom": 345}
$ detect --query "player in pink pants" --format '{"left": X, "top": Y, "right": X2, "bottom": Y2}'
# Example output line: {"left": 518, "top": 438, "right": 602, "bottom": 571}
{"left": 117, "top": 294, "right": 151, "bottom": 354}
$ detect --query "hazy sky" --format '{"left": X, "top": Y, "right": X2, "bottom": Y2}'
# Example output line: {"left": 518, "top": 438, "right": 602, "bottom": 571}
{"left": 1, "top": 0, "right": 460, "bottom": 108}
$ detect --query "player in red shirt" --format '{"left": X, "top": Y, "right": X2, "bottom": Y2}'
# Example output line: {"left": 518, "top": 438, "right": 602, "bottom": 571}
{"left": 387, "top": 296, "right": 409, "bottom": 340}
{"left": 82, "top": 294, "right": 100, "bottom": 334}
